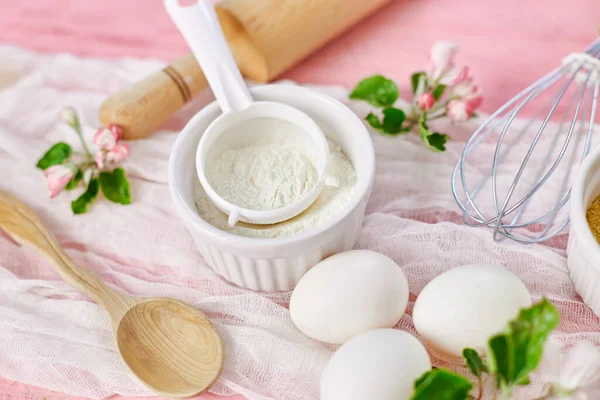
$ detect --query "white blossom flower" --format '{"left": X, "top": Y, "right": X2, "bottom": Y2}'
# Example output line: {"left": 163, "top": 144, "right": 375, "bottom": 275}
{"left": 429, "top": 41, "right": 460, "bottom": 82}
{"left": 538, "top": 339, "right": 600, "bottom": 399}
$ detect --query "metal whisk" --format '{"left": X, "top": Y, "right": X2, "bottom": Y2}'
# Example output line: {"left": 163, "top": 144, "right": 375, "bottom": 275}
{"left": 452, "top": 39, "right": 600, "bottom": 244}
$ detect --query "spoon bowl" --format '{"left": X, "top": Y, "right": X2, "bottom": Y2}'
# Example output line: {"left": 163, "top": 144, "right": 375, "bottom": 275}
{"left": 117, "top": 299, "right": 223, "bottom": 397}
{"left": 0, "top": 190, "right": 224, "bottom": 398}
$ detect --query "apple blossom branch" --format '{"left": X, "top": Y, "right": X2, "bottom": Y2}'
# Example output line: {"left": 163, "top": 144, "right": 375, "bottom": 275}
{"left": 36, "top": 108, "right": 131, "bottom": 214}
{"left": 349, "top": 41, "right": 483, "bottom": 152}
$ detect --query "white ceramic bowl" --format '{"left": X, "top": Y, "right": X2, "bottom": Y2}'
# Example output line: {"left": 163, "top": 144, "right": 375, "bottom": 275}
{"left": 568, "top": 144, "right": 600, "bottom": 316}
{"left": 169, "top": 84, "right": 375, "bottom": 291}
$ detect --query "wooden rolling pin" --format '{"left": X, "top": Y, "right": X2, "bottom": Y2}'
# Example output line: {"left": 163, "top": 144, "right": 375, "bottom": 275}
{"left": 99, "top": 0, "right": 392, "bottom": 140}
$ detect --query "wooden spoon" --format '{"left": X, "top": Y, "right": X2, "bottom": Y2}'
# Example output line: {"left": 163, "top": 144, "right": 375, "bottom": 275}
{"left": 0, "top": 190, "right": 224, "bottom": 398}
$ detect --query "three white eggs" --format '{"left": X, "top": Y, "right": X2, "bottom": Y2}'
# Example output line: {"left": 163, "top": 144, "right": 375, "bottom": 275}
{"left": 289, "top": 251, "right": 532, "bottom": 400}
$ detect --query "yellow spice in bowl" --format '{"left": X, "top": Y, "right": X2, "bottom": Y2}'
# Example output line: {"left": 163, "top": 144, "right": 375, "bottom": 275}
{"left": 586, "top": 194, "right": 600, "bottom": 244}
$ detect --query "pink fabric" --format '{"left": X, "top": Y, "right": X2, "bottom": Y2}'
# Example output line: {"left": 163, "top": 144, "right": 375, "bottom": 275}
{"left": 0, "top": 0, "right": 598, "bottom": 113}
{"left": 0, "top": 1, "right": 598, "bottom": 399}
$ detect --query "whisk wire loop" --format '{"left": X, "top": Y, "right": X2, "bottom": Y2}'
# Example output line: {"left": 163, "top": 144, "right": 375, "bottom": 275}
{"left": 452, "top": 39, "right": 600, "bottom": 243}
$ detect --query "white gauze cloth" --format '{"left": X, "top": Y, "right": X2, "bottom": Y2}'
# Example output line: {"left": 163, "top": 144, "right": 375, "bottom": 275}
{"left": 0, "top": 45, "right": 599, "bottom": 400}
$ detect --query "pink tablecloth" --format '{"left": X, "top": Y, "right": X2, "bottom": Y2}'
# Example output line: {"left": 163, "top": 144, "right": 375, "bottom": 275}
{"left": 1, "top": 0, "right": 598, "bottom": 113}
{"left": 0, "top": 1, "right": 598, "bottom": 399}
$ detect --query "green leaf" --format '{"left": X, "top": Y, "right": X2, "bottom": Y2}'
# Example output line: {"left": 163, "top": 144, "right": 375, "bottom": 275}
{"left": 36, "top": 142, "right": 72, "bottom": 170}
{"left": 350, "top": 75, "right": 398, "bottom": 107}
{"left": 433, "top": 85, "right": 446, "bottom": 100}
{"left": 411, "top": 71, "right": 427, "bottom": 95}
{"left": 471, "top": 112, "right": 479, "bottom": 119}
{"left": 365, "top": 113, "right": 383, "bottom": 130}
{"left": 365, "top": 108, "right": 408, "bottom": 135}
{"left": 414, "top": 371, "right": 432, "bottom": 389}
{"left": 99, "top": 168, "right": 131, "bottom": 205}
{"left": 411, "top": 369, "right": 473, "bottom": 400}
{"left": 382, "top": 107, "right": 406, "bottom": 134}
{"left": 488, "top": 335, "right": 509, "bottom": 387}
{"left": 65, "top": 169, "right": 83, "bottom": 190}
{"left": 426, "top": 133, "right": 450, "bottom": 152}
{"left": 463, "top": 348, "right": 487, "bottom": 377}
{"left": 488, "top": 299, "right": 559, "bottom": 389}
{"left": 71, "top": 178, "right": 99, "bottom": 214}
{"left": 508, "top": 298, "right": 559, "bottom": 384}
{"left": 418, "top": 114, "right": 450, "bottom": 152}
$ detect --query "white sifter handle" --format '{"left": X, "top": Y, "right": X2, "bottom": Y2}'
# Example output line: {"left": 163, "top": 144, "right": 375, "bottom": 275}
{"left": 164, "top": 0, "right": 252, "bottom": 113}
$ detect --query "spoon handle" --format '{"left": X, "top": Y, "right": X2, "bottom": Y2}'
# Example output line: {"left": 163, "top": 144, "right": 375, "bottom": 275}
{"left": 0, "top": 191, "right": 134, "bottom": 321}
{"left": 165, "top": 0, "right": 253, "bottom": 113}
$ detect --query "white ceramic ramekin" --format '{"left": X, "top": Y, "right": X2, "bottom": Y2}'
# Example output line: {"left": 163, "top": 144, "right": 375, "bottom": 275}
{"left": 568, "top": 144, "right": 600, "bottom": 316}
{"left": 168, "top": 84, "right": 375, "bottom": 292}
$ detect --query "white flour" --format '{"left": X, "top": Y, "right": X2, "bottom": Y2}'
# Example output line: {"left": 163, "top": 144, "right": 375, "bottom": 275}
{"left": 194, "top": 138, "right": 356, "bottom": 238}
{"left": 207, "top": 142, "right": 317, "bottom": 211}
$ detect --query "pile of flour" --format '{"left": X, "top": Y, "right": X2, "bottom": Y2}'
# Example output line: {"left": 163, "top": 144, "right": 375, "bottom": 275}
{"left": 207, "top": 142, "right": 318, "bottom": 211}
{"left": 194, "top": 138, "right": 356, "bottom": 238}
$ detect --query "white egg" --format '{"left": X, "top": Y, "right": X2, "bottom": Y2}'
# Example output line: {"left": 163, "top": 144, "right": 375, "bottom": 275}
{"left": 413, "top": 264, "right": 532, "bottom": 357}
{"left": 321, "top": 329, "right": 431, "bottom": 400}
{"left": 290, "top": 250, "right": 409, "bottom": 344}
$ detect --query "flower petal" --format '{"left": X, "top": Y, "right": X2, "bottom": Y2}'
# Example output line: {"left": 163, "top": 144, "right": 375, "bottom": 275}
{"left": 450, "top": 66, "right": 470, "bottom": 85}
{"left": 451, "top": 78, "right": 475, "bottom": 98}
{"left": 559, "top": 342, "right": 600, "bottom": 391}
{"left": 108, "top": 124, "right": 123, "bottom": 142}
{"left": 447, "top": 100, "right": 471, "bottom": 122}
{"left": 45, "top": 165, "right": 75, "bottom": 198}
{"left": 94, "top": 151, "right": 105, "bottom": 169}
{"left": 93, "top": 127, "right": 117, "bottom": 150}
{"left": 437, "top": 66, "right": 463, "bottom": 86}
{"left": 429, "top": 41, "right": 460, "bottom": 81}
{"left": 537, "top": 337, "right": 563, "bottom": 384}
{"left": 106, "top": 143, "right": 130, "bottom": 164}
{"left": 466, "top": 95, "right": 483, "bottom": 110}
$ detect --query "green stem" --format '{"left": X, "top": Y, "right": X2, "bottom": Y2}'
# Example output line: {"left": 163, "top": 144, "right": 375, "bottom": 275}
{"left": 73, "top": 120, "right": 93, "bottom": 161}
{"left": 427, "top": 113, "right": 447, "bottom": 121}
{"left": 428, "top": 100, "right": 447, "bottom": 113}
{"left": 80, "top": 161, "right": 96, "bottom": 169}
{"left": 475, "top": 375, "right": 483, "bottom": 400}
{"left": 499, "top": 385, "right": 513, "bottom": 400}
{"left": 408, "top": 104, "right": 419, "bottom": 121}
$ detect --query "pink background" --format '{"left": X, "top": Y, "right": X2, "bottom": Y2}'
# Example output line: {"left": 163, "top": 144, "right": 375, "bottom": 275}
{"left": 0, "top": 0, "right": 598, "bottom": 399}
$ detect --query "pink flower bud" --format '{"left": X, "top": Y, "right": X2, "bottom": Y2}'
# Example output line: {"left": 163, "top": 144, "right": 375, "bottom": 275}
{"left": 417, "top": 92, "right": 435, "bottom": 110}
{"left": 106, "top": 143, "right": 130, "bottom": 164}
{"left": 93, "top": 127, "right": 118, "bottom": 150}
{"left": 44, "top": 165, "right": 75, "bottom": 198}
{"left": 447, "top": 100, "right": 472, "bottom": 122}
{"left": 59, "top": 107, "right": 78, "bottom": 129}
{"left": 451, "top": 78, "right": 483, "bottom": 114}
